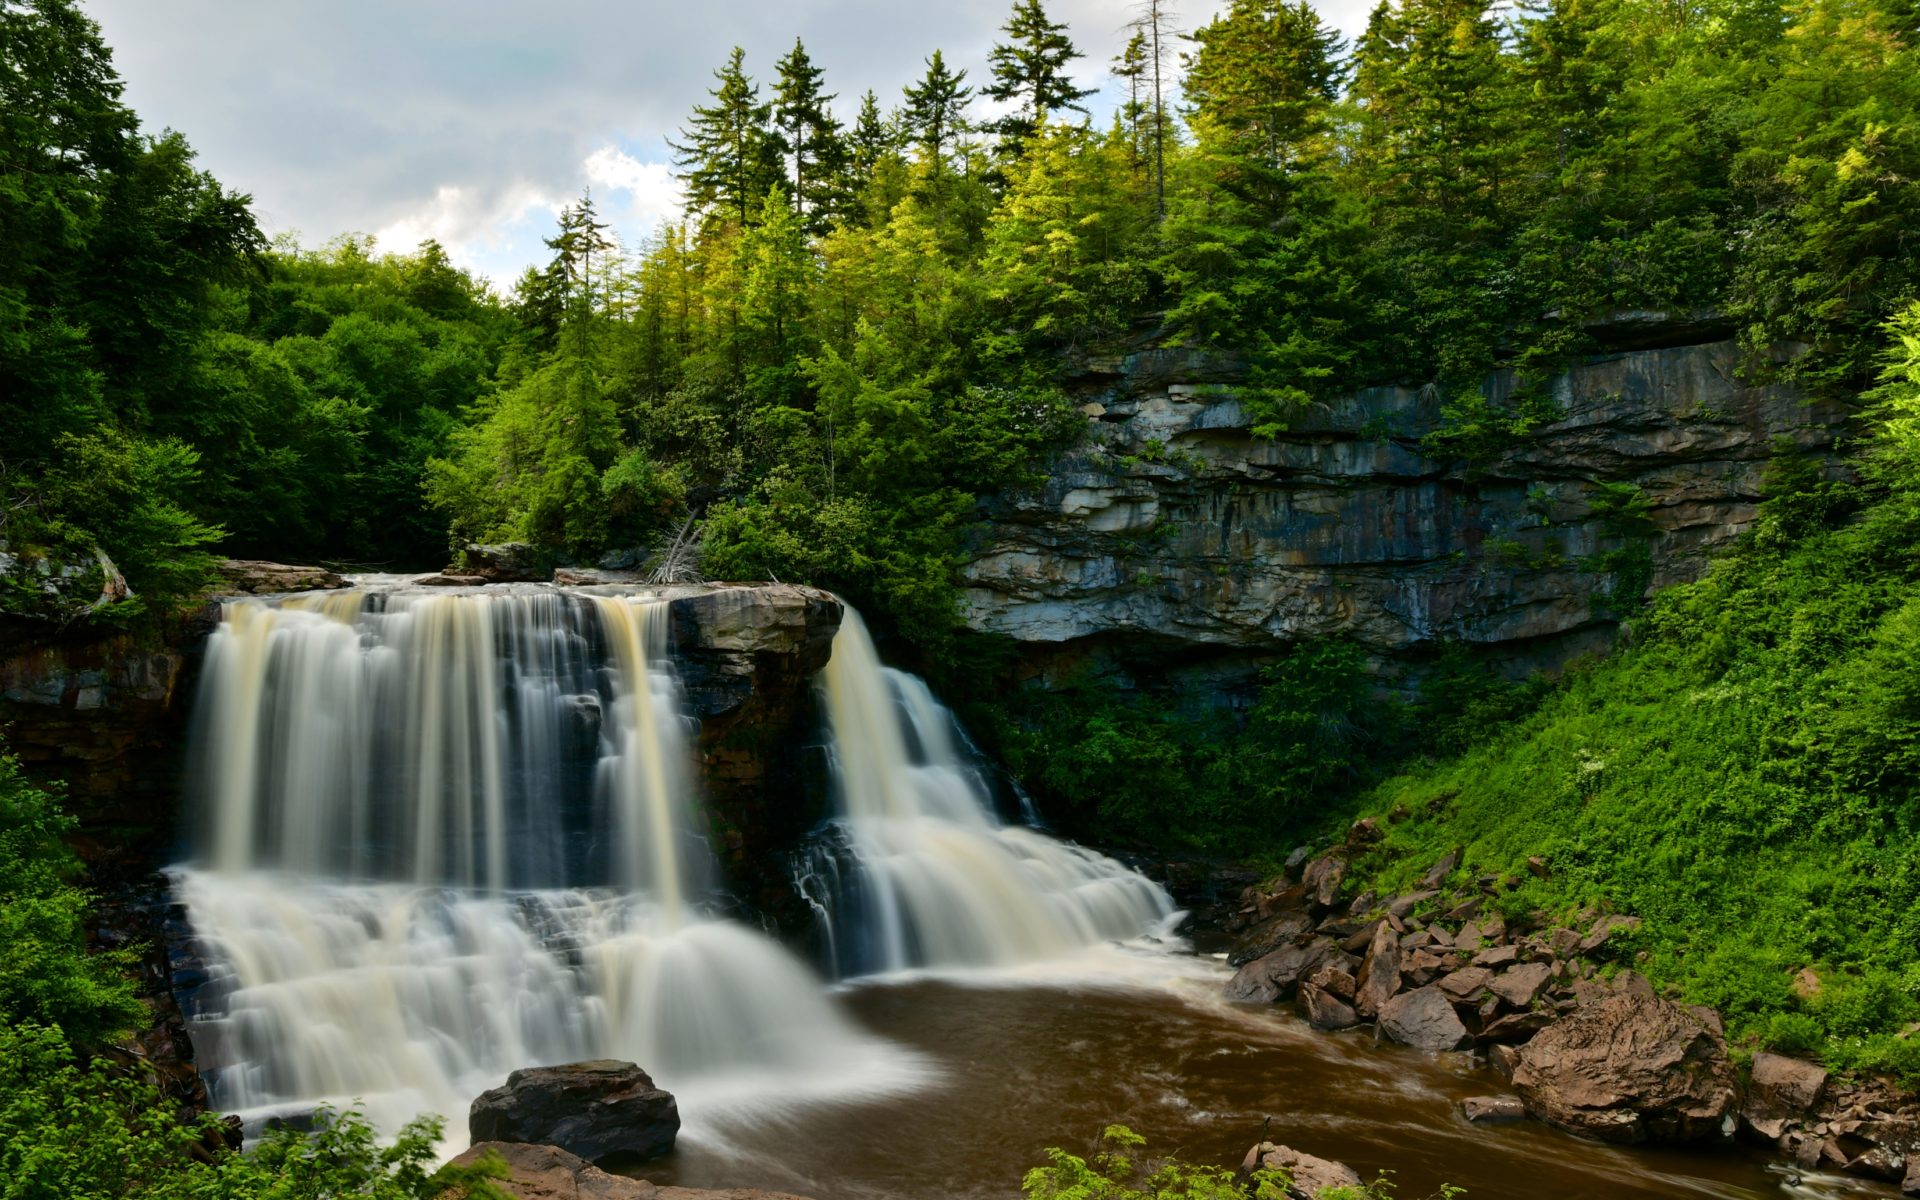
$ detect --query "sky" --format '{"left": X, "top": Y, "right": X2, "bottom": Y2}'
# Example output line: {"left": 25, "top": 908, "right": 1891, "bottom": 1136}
{"left": 80, "top": 1, "right": 1377, "bottom": 287}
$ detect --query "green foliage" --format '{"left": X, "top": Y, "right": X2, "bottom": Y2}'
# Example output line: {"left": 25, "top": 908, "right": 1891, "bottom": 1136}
{"left": 1328, "top": 304, "right": 1920, "bottom": 1076}
{"left": 1021, "top": 1126, "right": 1285, "bottom": 1200}
{"left": 0, "top": 748, "right": 143, "bottom": 1046}
{"left": 0, "top": 1022, "right": 509, "bottom": 1200}
{"left": 989, "top": 640, "right": 1409, "bottom": 852}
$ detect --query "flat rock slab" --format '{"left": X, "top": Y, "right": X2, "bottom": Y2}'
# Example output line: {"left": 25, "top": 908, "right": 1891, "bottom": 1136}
{"left": 471, "top": 1061, "right": 680, "bottom": 1166}
{"left": 452, "top": 1142, "right": 813, "bottom": 1200}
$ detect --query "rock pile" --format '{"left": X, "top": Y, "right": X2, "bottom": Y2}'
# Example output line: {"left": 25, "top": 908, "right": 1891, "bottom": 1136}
{"left": 1222, "top": 829, "right": 1920, "bottom": 1192}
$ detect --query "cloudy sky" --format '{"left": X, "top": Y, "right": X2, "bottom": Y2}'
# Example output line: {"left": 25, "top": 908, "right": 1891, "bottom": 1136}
{"left": 81, "top": 1, "right": 1376, "bottom": 286}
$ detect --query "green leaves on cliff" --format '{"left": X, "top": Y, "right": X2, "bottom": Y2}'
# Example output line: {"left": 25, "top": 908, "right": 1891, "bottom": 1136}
{"left": 1326, "top": 302, "right": 1920, "bottom": 1075}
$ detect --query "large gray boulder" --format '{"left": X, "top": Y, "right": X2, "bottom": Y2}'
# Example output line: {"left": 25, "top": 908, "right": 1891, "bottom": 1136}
{"left": 1511, "top": 993, "right": 1738, "bottom": 1144}
{"left": 470, "top": 1061, "right": 680, "bottom": 1165}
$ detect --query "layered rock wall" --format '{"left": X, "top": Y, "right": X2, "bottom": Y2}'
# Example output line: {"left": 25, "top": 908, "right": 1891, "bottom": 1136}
{"left": 963, "top": 339, "right": 1850, "bottom": 684}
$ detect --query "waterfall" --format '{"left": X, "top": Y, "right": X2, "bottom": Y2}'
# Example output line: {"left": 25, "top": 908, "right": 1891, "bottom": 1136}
{"left": 175, "top": 587, "right": 915, "bottom": 1142}
{"left": 799, "top": 610, "right": 1178, "bottom": 975}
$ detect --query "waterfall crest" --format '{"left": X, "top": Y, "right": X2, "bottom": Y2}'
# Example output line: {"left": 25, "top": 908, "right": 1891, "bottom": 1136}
{"left": 177, "top": 587, "right": 915, "bottom": 1141}
{"left": 801, "top": 609, "right": 1177, "bottom": 974}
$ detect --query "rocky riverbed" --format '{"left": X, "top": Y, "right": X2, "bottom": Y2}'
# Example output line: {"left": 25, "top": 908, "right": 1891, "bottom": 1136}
{"left": 1217, "top": 820, "right": 1920, "bottom": 1193}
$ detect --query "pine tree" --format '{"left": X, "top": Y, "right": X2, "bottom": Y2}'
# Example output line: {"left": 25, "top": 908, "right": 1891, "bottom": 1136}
{"left": 900, "top": 50, "right": 973, "bottom": 178}
{"left": 1184, "top": 1, "right": 1345, "bottom": 170}
{"left": 1112, "top": 29, "right": 1151, "bottom": 170}
{"left": 671, "top": 47, "right": 779, "bottom": 225}
{"left": 984, "top": 0, "right": 1093, "bottom": 162}
{"left": 1128, "top": 0, "right": 1179, "bottom": 218}
{"left": 772, "top": 38, "right": 849, "bottom": 235}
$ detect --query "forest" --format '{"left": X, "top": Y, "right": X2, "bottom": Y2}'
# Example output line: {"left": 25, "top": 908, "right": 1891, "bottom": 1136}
{"left": 4, "top": 0, "right": 1920, "bottom": 1193}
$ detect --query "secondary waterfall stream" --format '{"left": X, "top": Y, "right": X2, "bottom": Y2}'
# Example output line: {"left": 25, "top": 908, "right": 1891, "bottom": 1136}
{"left": 799, "top": 611, "right": 1176, "bottom": 974}
{"left": 171, "top": 584, "right": 1175, "bottom": 1144}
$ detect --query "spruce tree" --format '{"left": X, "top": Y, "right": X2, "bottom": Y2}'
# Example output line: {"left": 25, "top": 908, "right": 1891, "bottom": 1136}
{"left": 671, "top": 47, "right": 779, "bottom": 224}
{"left": 1184, "top": 1, "right": 1345, "bottom": 170}
{"left": 1112, "top": 29, "right": 1150, "bottom": 170}
{"left": 900, "top": 50, "right": 973, "bottom": 178}
{"left": 983, "top": 0, "right": 1093, "bottom": 162}
{"left": 772, "top": 38, "right": 849, "bottom": 234}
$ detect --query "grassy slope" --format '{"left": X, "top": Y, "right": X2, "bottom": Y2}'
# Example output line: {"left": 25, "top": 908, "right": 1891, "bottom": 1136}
{"left": 1334, "top": 466, "right": 1920, "bottom": 1077}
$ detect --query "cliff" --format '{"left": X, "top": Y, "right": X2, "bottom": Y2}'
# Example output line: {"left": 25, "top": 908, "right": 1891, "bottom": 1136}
{"left": 962, "top": 337, "right": 1851, "bottom": 685}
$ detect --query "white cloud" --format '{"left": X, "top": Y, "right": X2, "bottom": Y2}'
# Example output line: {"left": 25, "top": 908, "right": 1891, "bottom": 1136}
{"left": 373, "top": 182, "right": 561, "bottom": 279}
{"left": 583, "top": 146, "right": 683, "bottom": 234}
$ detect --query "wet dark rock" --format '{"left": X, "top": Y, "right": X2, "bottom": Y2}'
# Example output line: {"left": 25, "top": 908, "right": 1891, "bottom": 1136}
{"left": 1462, "top": 1096, "right": 1527, "bottom": 1123}
{"left": 1225, "top": 938, "right": 1350, "bottom": 1004}
{"left": 1511, "top": 993, "right": 1737, "bottom": 1144}
{"left": 470, "top": 1061, "right": 680, "bottom": 1165}
{"left": 1239, "top": 1142, "right": 1365, "bottom": 1197}
{"left": 1230, "top": 910, "right": 1317, "bottom": 968}
{"left": 1299, "top": 983, "right": 1361, "bottom": 1031}
{"left": 450, "top": 1142, "right": 814, "bottom": 1200}
{"left": 1380, "top": 986, "right": 1473, "bottom": 1052}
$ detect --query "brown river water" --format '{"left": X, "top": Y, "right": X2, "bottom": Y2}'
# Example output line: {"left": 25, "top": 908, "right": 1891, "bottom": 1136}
{"left": 644, "top": 955, "right": 1898, "bottom": 1200}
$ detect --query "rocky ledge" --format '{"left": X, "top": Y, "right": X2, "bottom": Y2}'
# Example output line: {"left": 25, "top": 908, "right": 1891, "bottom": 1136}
{"left": 963, "top": 337, "right": 1850, "bottom": 686}
{"left": 1224, "top": 826, "right": 1920, "bottom": 1191}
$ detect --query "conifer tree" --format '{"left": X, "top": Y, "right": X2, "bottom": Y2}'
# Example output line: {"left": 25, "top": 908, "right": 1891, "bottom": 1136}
{"left": 1184, "top": 1, "right": 1344, "bottom": 170}
{"left": 984, "top": 0, "right": 1093, "bottom": 162}
{"left": 772, "top": 38, "right": 849, "bottom": 234}
{"left": 901, "top": 50, "right": 973, "bottom": 178}
{"left": 671, "top": 47, "right": 779, "bottom": 225}
{"left": 1112, "top": 29, "right": 1151, "bottom": 170}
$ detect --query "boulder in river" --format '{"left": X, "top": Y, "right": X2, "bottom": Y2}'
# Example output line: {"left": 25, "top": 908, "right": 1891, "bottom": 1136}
{"left": 470, "top": 1061, "right": 680, "bottom": 1165}
{"left": 450, "top": 1141, "right": 813, "bottom": 1199}
{"left": 1239, "top": 1141, "right": 1365, "bottom": 1198}
{"left": 1379, "top": 986, "right": 1472, "bottom": 1052}
{"left": 1510, "top": 993, "right": 1737, "bottom": 1144}
{"left": 1461, "top": 1095, "right": 1527, "bottom": 1123}
{"left": 1225, "top": 938, "right": 1350, "bottom": 1004}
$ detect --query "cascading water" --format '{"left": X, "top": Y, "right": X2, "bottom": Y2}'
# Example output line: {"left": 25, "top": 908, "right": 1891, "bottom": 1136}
{"left": 797, "top": 609, "right": 1178, "bottom": 975}
{"left": 174, "top": 585, "right": 914, "bottom": 1142}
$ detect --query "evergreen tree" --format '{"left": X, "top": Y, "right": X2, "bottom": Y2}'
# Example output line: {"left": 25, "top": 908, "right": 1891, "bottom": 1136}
{"left": 1112, "top": 29, "right": 1151, "bottom": 171}
{"left": 984, "top": 0, "right": 1094, "bottom": 162}
{"left": 1184, "top": 1, "right": 1345, "bottom": 169}
{"left": 901, "top": 50, "right": 974, "bottom": 178}
{"left": 771, "top": 38, "right": 849, "bottom": 234}
{"left": 671, "top": 47, "right": 779, "bottom": 224}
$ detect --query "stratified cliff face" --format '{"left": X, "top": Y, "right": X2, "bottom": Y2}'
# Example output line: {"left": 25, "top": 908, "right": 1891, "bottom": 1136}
{"left": 962, "top": 338, "right": 1850, "bottom": 680}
